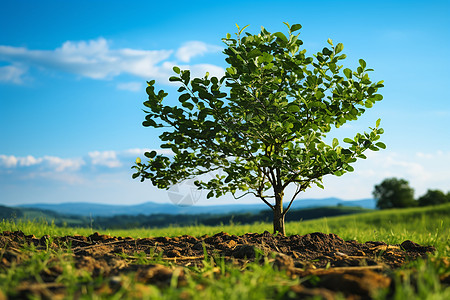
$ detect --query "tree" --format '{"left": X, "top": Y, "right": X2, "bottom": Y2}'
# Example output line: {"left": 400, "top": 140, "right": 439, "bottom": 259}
{"left": 418, "top": 189, "right": 449, "bottom": 206}
{"left": 132, "top": 23, "right": 385, "bottom": 235}
{"left": 373, "top": 178, "right": 416, "bottom": 209}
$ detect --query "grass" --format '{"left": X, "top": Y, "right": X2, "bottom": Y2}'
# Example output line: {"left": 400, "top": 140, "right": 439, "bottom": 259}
{"left": 2, "top": 203, "right": 448, "bottom": 253}
{"left": 1, "top": 203, "right": 449, "bottom": 299}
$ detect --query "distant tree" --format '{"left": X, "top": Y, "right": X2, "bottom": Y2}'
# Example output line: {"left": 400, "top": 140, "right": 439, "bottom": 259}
{"left": 373, "top": 178, "right": 416, "bottom": 209}
{"left": 418, "top": 189, "right": 449, "bottom": 206}
{"left": 133, "top": 23, "right": 385, "bottom": 235}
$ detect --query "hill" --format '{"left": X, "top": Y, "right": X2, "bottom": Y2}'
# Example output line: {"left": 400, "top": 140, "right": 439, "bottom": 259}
{"left": 15, "top": 198, "right": 376, "bottom": 217}
{"left": 1, "top": 203, "right": 372, "bottom": 229}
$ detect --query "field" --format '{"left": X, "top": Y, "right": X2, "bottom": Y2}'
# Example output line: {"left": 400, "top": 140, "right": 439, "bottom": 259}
{"left": 1, "top": 203, "right": 449, "bottom": 299}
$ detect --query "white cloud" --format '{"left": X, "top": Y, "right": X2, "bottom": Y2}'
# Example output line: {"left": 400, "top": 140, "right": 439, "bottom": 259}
{"left": 117, "top": 81, "right": 142, "bottom": 92}
{"left": 0, "top": 64, "right": 27, "bottom": 84}
{"left": 0, "top": 38, "right": 224, "bottom": 84}
{"left": 88, "top": 150, "right": 122, "bottom": 168}
{"left": 176, "top": 41, "right": 222, "bottom": 63}
{"left": 1, "top": 148, "right": 449, "bottom": 205}
{"left": 0, "top": 154, "right": 84, "bottom": 171}
{"left": 0, "top": 155, "right": 18, "bottom": 167}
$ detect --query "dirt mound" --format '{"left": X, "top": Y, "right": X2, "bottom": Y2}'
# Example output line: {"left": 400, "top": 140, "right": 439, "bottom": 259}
{"left": 0, "top": 230, "right": 438, "bottom": 299}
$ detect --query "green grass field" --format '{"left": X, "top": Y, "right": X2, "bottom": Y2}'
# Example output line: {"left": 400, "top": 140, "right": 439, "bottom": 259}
{"left": 1, "top": 203, "right": 449, "bottom": 299}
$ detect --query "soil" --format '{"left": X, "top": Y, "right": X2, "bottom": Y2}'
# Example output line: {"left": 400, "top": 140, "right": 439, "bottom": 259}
{"left": 0, "top": 230, "right": 440, "bottom": 299}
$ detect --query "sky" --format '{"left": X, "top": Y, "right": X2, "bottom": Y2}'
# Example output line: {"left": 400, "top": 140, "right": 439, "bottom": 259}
{"left": 0, "top": 0, "right": 449, "bottom": 207}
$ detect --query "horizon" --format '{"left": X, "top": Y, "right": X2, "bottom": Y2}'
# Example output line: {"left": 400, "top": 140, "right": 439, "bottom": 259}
{"left": 1, "top": 0, "right": 449, "bottom": 207}
{"left": 9, "top": 197, "right": 375, "bottom": 208}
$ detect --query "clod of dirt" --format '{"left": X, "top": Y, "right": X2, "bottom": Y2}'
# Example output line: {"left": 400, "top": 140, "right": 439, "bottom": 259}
{"left": 312, "top": 269, "right": 391, "bottom": 298}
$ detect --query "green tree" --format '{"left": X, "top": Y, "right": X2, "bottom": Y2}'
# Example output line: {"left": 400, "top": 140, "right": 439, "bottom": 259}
{"left": 418, "top": 189, "right": 449, "bottom": 206}
{"left": 133, "top": 23, "right": 385, "bottom": 235}
{"left": 373, "top": 178, "right": 416, "bottom": 209}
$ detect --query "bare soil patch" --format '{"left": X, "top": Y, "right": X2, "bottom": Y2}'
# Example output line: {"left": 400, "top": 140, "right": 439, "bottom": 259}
{"left": 0, "top": 230, "right": 439, "bottom": 299}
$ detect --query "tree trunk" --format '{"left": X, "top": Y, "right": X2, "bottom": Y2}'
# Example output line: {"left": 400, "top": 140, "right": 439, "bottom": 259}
{"left": 273, "top": 193, "right": 285, "bottom": 235}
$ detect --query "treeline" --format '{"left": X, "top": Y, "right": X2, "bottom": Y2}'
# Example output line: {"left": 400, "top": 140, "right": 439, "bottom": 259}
{"left": 0, "top": 205, "right": 369, "bottom": 229}
{"left": 91, "top": 206, "right": 369, "bottom": 229}
{"left": 373, "top": 178, "right": 450, "bottom": 209}
{"left": 0, "top": 205, "right": 23, "bottom": 219}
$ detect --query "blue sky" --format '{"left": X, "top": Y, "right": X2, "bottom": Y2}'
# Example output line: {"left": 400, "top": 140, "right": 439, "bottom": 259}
{"left": 1, "top": 0, "right": 449, "bottom": 207}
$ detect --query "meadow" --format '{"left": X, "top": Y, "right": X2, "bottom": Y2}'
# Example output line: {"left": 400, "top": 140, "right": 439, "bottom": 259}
{"left": 1, "top": 203, "right": 449, "bottom": 299}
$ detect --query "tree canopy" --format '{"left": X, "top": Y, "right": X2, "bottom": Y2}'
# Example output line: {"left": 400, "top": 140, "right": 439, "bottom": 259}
{"left": 133, "top": 23, "right": 385, "bottom": 234}
{"left": 418, "top": 189, "right": 450, "bottom": 206}
{"left": 373, "top": 178, "right": 416, "bottom": 209}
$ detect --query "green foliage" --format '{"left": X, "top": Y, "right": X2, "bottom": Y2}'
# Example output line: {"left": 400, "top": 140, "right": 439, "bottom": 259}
{"left": 373, "top": 177, "right": 417, "bottom": 209}
{"left": 418, "top": 189, "right": 450, "bottom": 207}
{"left": 134, "top": 23, "right": 384, "bottom": 234}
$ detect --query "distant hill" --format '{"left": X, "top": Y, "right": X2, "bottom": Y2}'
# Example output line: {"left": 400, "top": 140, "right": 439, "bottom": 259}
{"left": 1, "top": 199, "right": 376, "bottom": 229}
{"left": 15, "top": 198, "right": 375, "bottom": 217}
{"left": 0, "top": 205, "right": 23, "bottom": 219}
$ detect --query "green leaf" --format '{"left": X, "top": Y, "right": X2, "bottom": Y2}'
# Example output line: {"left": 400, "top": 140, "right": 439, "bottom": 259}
{"left": 343, "top": 68, "right": 352, "bottom": 78}
{"left": 332, "top": 138, "right": 339, "bottom": 148}
{"left": 291, "top": 24, "right": 302, "bottom": 32}
{"left": 322, "top": 47, "right": 332, "bottom": 56}
{"left": 179, "top": 93, "right": 190, "bottom": 102}
{"left": 315, "top": 90, "right": 325, "bottom": 99}
{"left": 282, "top": 121, "right": 294, "bottom": 130}
{"left": 372, "top": 94, "right": 383, "bottom": 101}
{"left": 364, "top": 100, "right": 373, "bottom": 108}
{"left": 287, "top": 104, "right": 300, "bottom": 112}
{"left": 359, "top": 59, "right": 366, "bottom": 69}
{"left": 145, "top": 151, "right": 157, "bottom": 158}
{"left": 258, "top": 52, "right": 274, "bottom": 64}
{"left": 142, "top": 119, "right": 157, "bottom": 127}
{"left": 335, "top": 43, "right": 344, "bottom": 54}
{"left": 327, "top": 38, "right": 333, "bottom": 46}
{"left": 181, "top": 70, "right": 190, "bottom": 84}
{"left": 226, "top": 67, "right": 237, "bottom": 75}
{"left": 247, "top": 49, "right": 262, "bottom": 59}
{"left": 375, "top": 142, "right": 386, "bottom": 149}
{"left": 182, "top": 102, "right": 194, "bottom": 110}
{"left": 274, "top": 32, "right": 288, "bottom": 42}
{"left": 169, "top": 76, "right": 182, "bottom": 82}
{"left": 343, "top": 138, "right": 354, "bottom": 144}
{"left": 334, "top": 170, "right": 345, "bottom": 176}
{"left": 173, "top": 66, "right": 180, "bottom": 74}
{"left": 376, "top": 118, "right": 381, "bottom": 127}
{"left": 238, "top": 24, "right": 250, "bottom": 35}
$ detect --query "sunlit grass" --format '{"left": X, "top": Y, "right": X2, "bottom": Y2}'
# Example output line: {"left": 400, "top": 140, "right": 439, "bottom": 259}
{"left": 2, "top": 203, "right": 448, "bottom": 253}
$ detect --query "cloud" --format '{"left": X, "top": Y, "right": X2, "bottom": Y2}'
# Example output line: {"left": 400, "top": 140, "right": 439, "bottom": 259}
{"left": 1, "top": 148, "right": 450, "bottom": 205}
{"left": 0, "top": 38, "right": 224, "bottom": 84}
{"left": 296, "top": 150, "right": 450, "bottom": 200}
{"left": 0, "top": 154, "right": 85, "bottom": 185}
{"left": 0, "top": 64, "right": 27, "bottom": 84}
{"left": 175, "top": 41, "right": 222, "bottom": 63}
{"left": 88, "top": 151, "right": 122, "bottom": 168}
{"left": 117, "top": 81, "right": 142, "bottom": 92}
{"left": 0, "top": 154, "right": 84, "bottom": 171}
